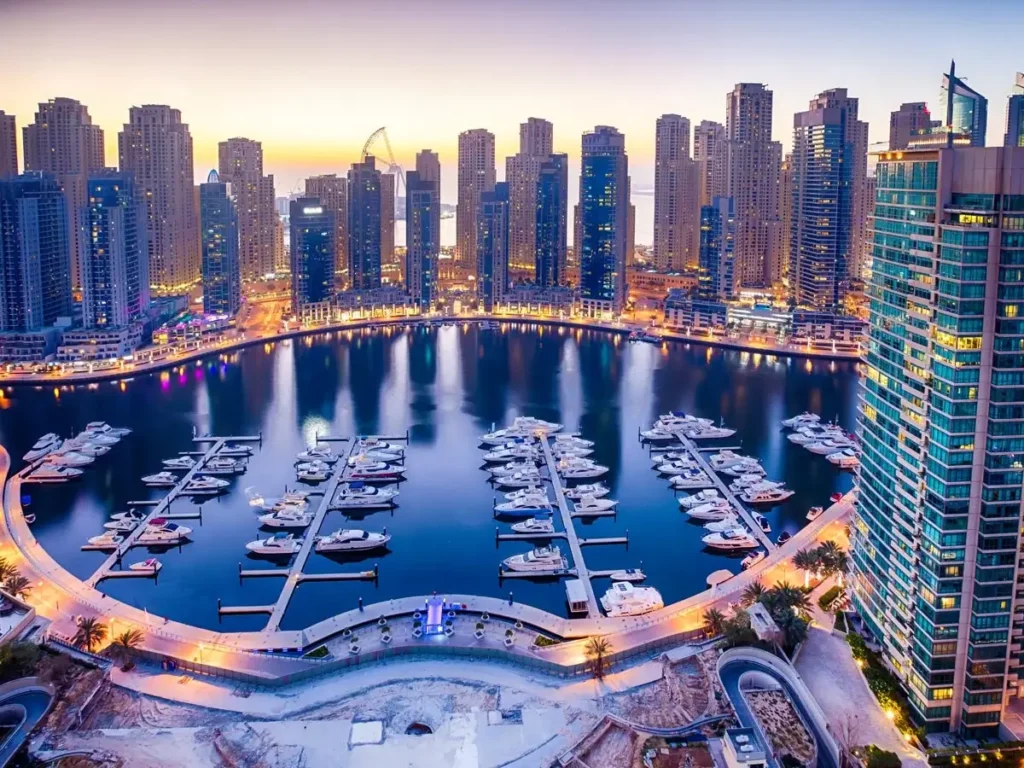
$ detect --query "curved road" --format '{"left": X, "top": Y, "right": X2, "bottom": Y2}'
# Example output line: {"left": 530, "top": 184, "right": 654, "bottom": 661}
{"left": 719, "top": 654, "right": 838, "bottom": 768}
{"left": 0, "top": 680, "right": 54, "bottom": 767}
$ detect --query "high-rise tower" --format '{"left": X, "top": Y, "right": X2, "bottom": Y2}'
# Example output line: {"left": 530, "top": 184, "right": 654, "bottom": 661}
{"left": 535, "top": 153, "right": 568, "bottom": 287}
{"left": 1005, "top": 73, "right": 1024, "bottom": 148}
{"left": 347, "top": 157, "right": 383, "bottom": 291}
{"left": 200, "top": 170, "right": 240, "bottom": 316}
{"left": 406, "top": 150, "right": 441, "bottom": 307}
{"left": 218, "top": 138, "right": 276, "bottom": 284}
{"left": 0, "top": 112, "right": 16, "bottom": 178}
{"left": 456, "top": 129, "right": 495, "bottom": 271}
{"left": 694, "top": 120, "right": 726, "bottom": 208}
{"left": 506, "top": 118, "right": 553, "bottom": 281}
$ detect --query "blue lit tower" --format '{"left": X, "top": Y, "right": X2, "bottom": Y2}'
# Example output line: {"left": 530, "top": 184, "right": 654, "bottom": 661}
{"left": 477, "top": 182, "right": 509, "bottom": 312}
{"left": 289, "top": 197, "right": 335, "bottom": 309}
{"left": 346, "top": 157, "right": 383, "bottom": 290}
{"left": 199, "top": 170, "right": 240, "bottom": 315}
{"left": 697, "top": 196, "right": 736, "bottom": 300}
{"left": 406, "top": 150, "right": 440, "bottom": 307}
{"left": 535, "top": 153, "right": 568, "bottom": 287}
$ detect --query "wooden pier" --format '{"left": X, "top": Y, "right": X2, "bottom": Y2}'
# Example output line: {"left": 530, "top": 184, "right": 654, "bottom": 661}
{"left": 298, "top": 570, "right": 377, "bottom": 583}
{"left": 579, "top": 535, "right": 629, "bottom": 546}
{"left": 192, "top": 434, "right": 262, "bottom": 443}
{"left": 495, "top": 529, "right": 566, "bottom": 542}
{"left": 239, "top": 567, "right": 290, "bottom": 578}
{"left": 570, "top": 508, "right": 616, "bottom": 518}
{"left": 539, "top": 438, "right": 599, "bottom": 614}
{"left": 126, "top": 500, "right": 162, "bottom": 507}
{"left": 499, "top": 568, "right": 578, "bottom": 580}
{"left": 218, "top": 603, "right": 274, "bottom": 616}
{"left": 93, "top": 569, "right": 159, "bottom": 581}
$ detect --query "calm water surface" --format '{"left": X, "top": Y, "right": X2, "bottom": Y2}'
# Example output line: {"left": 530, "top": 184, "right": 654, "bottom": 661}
{"left": 0, "top": 324, "right": 859, "bottom": 632}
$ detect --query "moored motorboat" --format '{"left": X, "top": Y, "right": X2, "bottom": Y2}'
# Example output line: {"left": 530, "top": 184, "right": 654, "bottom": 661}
{"left": 678, "top": 489, "right": 720, "bottom": 509}
{"left": 742, "top": 550, "right": 766, "bottom": 570}
{"left": 110, "top": 510, "right": 146, "bottom": 523}
{"left": 806, "top": 505, "right": 824, "bottom": 521}
{"left": 86, "top": 421, "right": 130, "bottom": 437}
{"left": 704, "top": 515, "right": 743, "bottom": 532}
{"left": 686, "top": 500, "right": 735, "bottom": 521}
{"left": 511, "top": 512, "right": 555, "bottom": 534}
{"left": 493, "top": 471, "right": 543, "bottom": 489}
{"left": 27, "top": 464, "right": 83, "bottom": 482}
{"left": 752, "top": 512, "right": 771, "bottom": 533}
{"left": 781, "top": 412, "right": 820, "bottom": 429}
{"left": 495, "top": 493, "right": 552, "bottom": 516}
{"left": 346, "top": 464, "right": 405, "bottom": 482}
{"left": 197, "top": 456, "right": 246, "bottom": 475}
{"left": 219, "top": 443, "right": 254, "bottom": 457}
{"left": 182, "top": 476, "right": 229, "bottom": 495}
{"left": 47, "top": 449, "right": 93, "bottom": 467}
{"left": 600, "top": 582, "right": 663, "bottom": 617}
{"left": 103, "top": 518, "right": 138, "bottom": 532}
{"left": 504, "top": 485, "right": 549, "bottom": 501}
{"left": 657, "top": 460, "right": 697, "bottom": 476}
{"left": 490, "top": 460, "right": 541, "bottom": 477}
{"left": 650, "top": 451, "right": 692, "bottom": 466}
{"left": 137, "top": 519, "right": 192, "bottom": 544}
{"left": 668, "top": 470, "right": 712, "bottom": 489}
{"left": 557, "top": 457, "right": 608, "bottom": 479}
{"left": 709, "top": 450, "right": 746, "bottom": 470}
{"left": 776, "top": 531, "right": 792, "bottom": 545}
{"left": 827, "top": 449, "right": 860, "bottom": 469}
{"left": 129, "top": 558, "right": 162, "bottom": 574}
{"left": 87, "top": 532, "right": 124, "bottom": 549}
{"left": 702, "top": 529, "right": 759, "bottom": 550}
{"left": 24, "top": 433, "right": 60, "bottom": 462}
{"left": 259, "top": 508, "right": 314, "bottom": 528}
{"left": 332, "top": 482, "right": 398, "bottom": 509}
{"left": 246, "top": 532, "right": 302, "bottom": 555}
{"left": 741, "top": 487, "right": 794, "bottom": 505}
{"left": 562, "top": 483, "right": 609, "bottom": 500}
{"left": 163, "top": 455, "right": 197, "bottom": 470}
{"left": 502, "top": 545, "right": 567, "bottom": 572}
{"left": 553, "top": 434, "right": 594, "bottom": 449}
{"left": 349, "top": 450, "right": 404, "bottom": 465}
{"left": 314, "top": 528, "right": 391, "bottom": 552}
{"left": 607, "top": 568, "right": 646, "bottom": 582}
{"left": 640, "top": 427, "right": 677, "bottom": 443}
{"left": 296, "top": 461, "right": 331, "bottom": 482}
{"left": 356, "top": 438, "right": 405, "bottom": 455}
{"left": 296, "top": 445, "right": 339, "bottom": 464}
{"left": 571, "top": 494, "right": 617, "bottom": 513}
{"left": 721, "top": 459, "right": 765, "bottom": 478}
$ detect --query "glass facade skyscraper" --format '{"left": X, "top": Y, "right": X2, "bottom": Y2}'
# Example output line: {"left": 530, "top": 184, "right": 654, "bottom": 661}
{"left": 477, "top": 181, "right": 509, "bottom": 312}
{"left": 535, "top": 153, "right": 568, "bottom": 287}
{"left": 1006, "top": 74, "right": 1024, "bottom": 149}
{"left": 0, "top": 172, "right": 71, "bottom": 331}
{"left": 852, "top": 145, "right": 1024, "bottom": 736}
{"left": 940, "top": 64, "right": 988, "bottom": 147}
{"left": 578, "top": 126, "right": 629, "bottom": 316}
{"left": 405, "top": 169, "right": 439, "bottom": 308}
{"left": 346, "top": 158, "right": 383, "bottom": 291}
{"left": 697, "top": 196, "right": 736, "bottom": 301}
{"left": 200, "top": 171, "right": 240, "bottom": 316}
{"left": 289, "top": 196, "right": 335, "bottom": 310}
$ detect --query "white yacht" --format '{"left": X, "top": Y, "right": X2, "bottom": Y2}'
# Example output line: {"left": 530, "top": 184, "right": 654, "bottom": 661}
{"left": 86, "top": 421, "right": 131, "bottom": 437}
{"left": 650, "top": 451, "right": 692, "bottom": 466}
{"left": 332, "top": 483, "right": 398, "bottom": 509}
{"left": 787, "top": 429, "right": 820, "bottom": 445}
{"left": 248, "top": 489, "right": 310, "bottom": 509}
{"left": 557, "top": 457, "right": 608, "bottom": 479}
{"left": 563, "top": 483, "right": 609, "bottom": 500}
{"left": 66, "top": 440, "right": 109, "bottom": 458}
{"left": 607, "top": 568, "right": 646, "bottom": 582}
{"left": 137, "top": 519, "right": 192, "bottom": 545}
{"left": 678, "top": 489, "right": 720, "bottom": 509}
{"left": 483, "top": 446, "right": 542, "bottom": 464}
{"left": 349, "top": 449, "right": 404, "bottom": 465}
{"left": 296, "top": 446, "right": 339, "bottom": 464}
{"left": 827, "top": 449, "right": 860, "bottom": 469}
{"left": 246, "top": 532, "right": 302, "bottom": 555}
{"left": 721, "top": 460, "right": 765, "bottom": 478}
{"left": 781, "top": 412, "right": 820, "bottom": 429}
{"left": 110, "top": 510, "right": 146, "bottom": 524}
{"left": 47, "top": 449, "right": 94, "bottom": 467}
{"left": 356, "top": 438, "right": 405, "bottom": 455}
{"left": 729, "top": 475, "right": 780, "bottom": 490}
{"left": 495, "top": 494, "right": 551, "bottom": 515}
{"left": 510, "top": 416, "right": 562, "bottom": 433}
{"left": 704, "top": 515, "right": 743, "bottom": 532}
{"left": 684, "top": 423, "right": 737, "bottom": 440}
{"left": 198, "top": 456, "right": 246, "bottom": 475}
{"left": 807, "top": 438, "right": 853, "bottom": 455}
{"left": 551, "top": 445, "right": 593, "bottom": 459}
{"left": 731, "top": 480, "right": 784, "bottom": 496}
{"left": 742, "top": 550, "right": 767, "bottom": 570}
{"left": 571, "top": 494, "right": 617, "bottom": 513}
{"left": 87, "top": 532, "right": 124, "bottom": 549}
{"left": 553, "top": 434, "right": 594, "bottom": 449}
{"left": 806, "top": 505, "right": 825, "bottom": 521}
{"left": 640, "top": 427, "right": 677, "bottom": 443}
{"left": 480, "top": 427, "right": 536, "bottom": 446}
{"left": 504, "top": 486, "right": 550, "bottom": 501}
{"left": 490, "top": 460, "right": 541, "bottom": 477}
{"left": 219, "top": 444, "right": 253, "bottom": 457}
{"left": 24, "top": 433, "right": 60, "bottom": 462}
{"left": 741, "top": 487, "right": 795, "bottom": 505}
{"left": 656, "top": 412, "right": 712, "bottom": 432}
{"left": 182, "top": 476, "right": 229, "bottom": 495}
{"left": 502, "top": 545, "right": 567, "bottom": 572}
{"left": 259, "top": 508, "right": 314, "bottom": 528}
{"left": 85, "top": 432, "right": 120, "bottom": 447}
{"left": 600, "top": 582, "right": 664, "bottom": 617}
{"left": 129, "top": 558, "right": 162, "bottom": 574}
{"left": 163, "top": 455, "right": 197, "bottom": 470}
{"left": 346, "top": 464, "right": 404, "bottom": 482}
{"left": 709, "top": 450, "right": 746, "bottom": 470}
{"left": 656, "top": 460, "right": 697, "bottom": 476}
{"left": 668, "top": 471, "right": 712, "bottom": 489}
{"left": 103, "top": 518, "right": 138, "bottom": 532}
{"left": 297, "top": 461, "right": 331, "bottom": 482}
{"left": 702, "top": 529, "right": 759, "bottom": 550}
{"left": 314, "top": 528, "right": 391, "bottom": 553}
{"left": 511, "top": 512, "right": 555, "bottom": 534}
{"left": 27, "top": 464, "right": 83, "bottom": 482}
{"left": 686, "top": 500, "right": 735, "bottom": 521}
{"left": 495, "top": 471, "right": 545, "bottom": 489}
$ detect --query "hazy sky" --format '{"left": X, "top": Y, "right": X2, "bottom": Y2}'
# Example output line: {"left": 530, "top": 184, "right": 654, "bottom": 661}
{"left": 2, "top": 0, "right": 1022, "bottom": 243}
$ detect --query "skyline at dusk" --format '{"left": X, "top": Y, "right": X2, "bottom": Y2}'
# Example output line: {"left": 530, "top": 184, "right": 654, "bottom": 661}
{"left": 3, "top": 0, "right": 1023, "bottom": 243}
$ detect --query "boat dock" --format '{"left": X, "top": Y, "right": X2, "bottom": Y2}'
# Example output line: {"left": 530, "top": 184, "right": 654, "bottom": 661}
{"left": 218, "top": 602, "right": 274, "bottom": 616}
{"left": 92, "top": 569, "right": 159, "bottom": 581}
{"left": 539, "top": 437, "right": 599, "bottom": 615}
{"left": 83, "top": 439, "right": 229, "bottom": 586}
{"left": 589, "top": 568, "right": 643, "bottom": 579}
{"left": 495, "top": 529, "right": 567, "bottom": 542}
{"left": 238, "top": 564, "right": 378, "bottom": 582}
{"left": 570, "top": 508, "right": 616, "bottom": 518}
{"left": 579, "top": 535, "right": 628, "bottom": 546}
{"left": 499, "top": 568, "right": 578, "bottom": 580}
{"left": 192, "top": 434, "right": 262, "bottom": 444}
{"left": 672, "top": 434, "right": 776, "bottom": 552}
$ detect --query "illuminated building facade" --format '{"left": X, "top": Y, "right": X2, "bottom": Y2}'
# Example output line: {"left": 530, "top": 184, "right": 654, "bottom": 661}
{"left": 199, "top": 171, "right": 240, "bottom": 315}
{"left": 289, "top": 196, "right": 335, "bottom": 309}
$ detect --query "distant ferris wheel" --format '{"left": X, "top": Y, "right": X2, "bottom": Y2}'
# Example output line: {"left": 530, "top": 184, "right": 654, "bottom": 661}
{"left": 361, "top": 127, "right": 406, "bottom": 198}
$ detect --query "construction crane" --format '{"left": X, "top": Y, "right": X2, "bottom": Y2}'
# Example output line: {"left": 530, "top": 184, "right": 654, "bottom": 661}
{"left": 361, "top": 127, "right": 406, "bottom": 198}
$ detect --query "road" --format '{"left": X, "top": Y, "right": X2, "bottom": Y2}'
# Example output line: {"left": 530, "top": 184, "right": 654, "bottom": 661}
{"left": 0, "top": 680, "right": 54, "bottom": 767}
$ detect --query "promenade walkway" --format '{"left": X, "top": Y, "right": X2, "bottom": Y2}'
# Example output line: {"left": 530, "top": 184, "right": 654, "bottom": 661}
{"left": 0, "top": 439, "right": 854, "bottom": 683}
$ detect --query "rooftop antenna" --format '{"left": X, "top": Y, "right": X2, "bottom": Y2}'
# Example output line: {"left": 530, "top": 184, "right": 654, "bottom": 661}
{"left": 946, "top": 59, "right": 956, "bottom": 149}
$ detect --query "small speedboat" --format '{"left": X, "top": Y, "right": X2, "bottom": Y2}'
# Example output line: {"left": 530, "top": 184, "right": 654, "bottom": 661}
{"left": 246, "top": 532, "right": 302, "bottom": 555}
{"left": 678, "top": 489, "right": 720, "bottom": 509}
{"left": 137, "top": 519, "right": 192, "bottom": 544}
{"left": 182, "top": 476, "right": 229, "bottom": 495}
{"left": 600, "top": 582, "right": 663, "bottom": 617}
{"left": 198, "top": 456, "right": 246, "bottom": 475}
{"left": 103, "top": 518, "right": 138, "bottom": 532}
{"left": 502, "top": 545, "right": 567, "bottom": 572}
{"left": 142, "top": 472, "right": 179, "bottom": 487}
{"left": 219, "top": 443, "right": 253, "bottom": 457}
{"left": 296, "top": 446, "right": 339, "bottom": 464}
{"left": 562, "top": 483, "right": 609, "bottom": 501}
{"left": 163, "top": 456, "right": 197, "bottom": 470}
{"left": 687, "top": 500, "right": 735, "bottom": 521}
{"left": 346, "top": 465, "right": 404, "bottom": 482}
{"left": 741, "top": 550, "right": 766, "bottom": 570}
{"left": 702, "top": 529, "right": 759, "bottom": 550}
{"left": 607, "top": 568, "right": 646, "bottom": 582}
{"left": 776, "top": 531, "right": 792, "bottom": 545}
{"left": 259, "top": 508, "right": 314, "bottom": 528}
{"left": 752, "top": 512, "right": 771, "bottom": 533}
{"left": 511, "top": 512, "right": 555, "bottom": 534}
{"left": 332, "top": 482, "right": 398, "bottom": 509}
{"left": 314, "top": 528, "right": 391, "bottom": 552}
{"left": 806, "top": 505, "right": 824, "bottom": 521}
{"left": 782, "top": 412, "right": 820, "bottom": 429}
{"left": 28, "top": 464, "right": 83, "bottom": 482}
{"left": 741, "top": 487, "right": 794, "bottom": 505}
{"left": 87, "top": 532, "right": 124, "bottom": 549}
{"left": 129, "top": 558, "right": 162, "bottom": 574}
{"left": 495, "top": 493, "right": 552, "bottom": 516}
{"left": 571, "top": 494, "right": 617, "bottom": 514}
{"left": 110, "top": 510, "right": 146, "bottom": 523}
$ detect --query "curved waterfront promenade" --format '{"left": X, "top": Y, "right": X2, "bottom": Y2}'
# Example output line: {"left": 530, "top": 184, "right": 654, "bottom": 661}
{"left": 0, "top": 313, "right": 860, "bottom": 388}
{"left": 0, "top": 442, "right": 854, "bottom": 683}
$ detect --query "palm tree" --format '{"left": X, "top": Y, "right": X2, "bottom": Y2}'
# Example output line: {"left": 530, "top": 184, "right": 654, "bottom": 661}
{"left": 792, "top": 548, "right": 820, "bottom": 587}
{"left": 72, "top": 617, "right": 107, "bottom": 653}
{"left": 703, "top": 608, "right": 727, "bottom": 637}
{"left": 775, "top": 610, "right": 809, "bottom": 649}
{"left": 741, "top": 580, "right": 767, "bottom": 608}
{"left": 2, "top": 574, "right": 30, "bottom": 599}
{"left": 584, "top": 636, "right": 612, "bottom": 681}
{"left": 110, "top": 628, "right": 144, "bottom": 669}
{"left": 0, "top": 558, "right": 17, "bottom": 583}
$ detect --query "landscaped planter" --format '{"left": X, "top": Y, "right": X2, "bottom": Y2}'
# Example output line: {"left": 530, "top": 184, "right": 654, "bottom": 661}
{"left": 474, "top": 630, "right": 484, "bottom": 640}
{"left": 444, "top": 626, "right": 454, "bottom": 637}
{"left": 349, "top": 645, "right": 360, "bottom": 655}
{"left": 504, "top": 636, "right": 515, "bottom": 647}
{"left": 412, "top": 627, "right": 423, "bottom": 639}
{"left": 381, "top": 633, "right": 392, "bottom": 644}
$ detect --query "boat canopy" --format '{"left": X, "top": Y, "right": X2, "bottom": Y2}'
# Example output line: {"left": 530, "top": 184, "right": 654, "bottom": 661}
{"left": 349, "top": 481, "right": 365, "bottom": 489}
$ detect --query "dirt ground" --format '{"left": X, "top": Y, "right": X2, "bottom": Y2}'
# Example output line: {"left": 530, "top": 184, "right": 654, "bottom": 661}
{"left": 747, "top": 689, "right": 815, "bottom": 764}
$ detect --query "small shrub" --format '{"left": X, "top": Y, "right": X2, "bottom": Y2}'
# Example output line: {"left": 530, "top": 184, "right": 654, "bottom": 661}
{"left": 533, "top": 635, "right": 558, "bottom": 647}
{"left": 864, "top": 745, "right": 901, "bottom": 768}
{"left": 303, "top": 646, "right": 329, "bottom": 659}
{"left": 817, "top": 585, "right": 842, "bottom": 610}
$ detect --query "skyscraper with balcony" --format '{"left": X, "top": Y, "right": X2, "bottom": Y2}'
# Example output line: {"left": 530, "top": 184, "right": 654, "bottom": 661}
{"left": 653, "top": 114, "right": 698, "bottom": 271}
{"left": 940, "top": 62, "right": 988, "bottom": 147}
{"left": 890, "top": 102, "right": 933, "bottom": 150}
{"left": 0, "top": 112, "right": 16, "bottom": 178}
{"left": 22, "top": 98, "right": 105, "bottom": 290}
{"left": 289, "top": 197, "right": 335, "bottom": 310}
{"left": 118, "top": 105, "right": 200, "bottom": 295}
{"left": 477, "top": 182, "right": 509, "bottom": 312}
{"left": 694, "top": 120, "right": 726, "bottom": 208}
{"left": 790, "top": 88, "right": 868, "bottom": 310}
{"left": 346, "top": 157, "right": 383, "bottom": 291}
{"left": 0, "top": 173, "right": 71, "bottom": 331}
{"left": 725, "top": 83, "right": 783, "bottom": 287}
{"left": 218, "top": 138, "right": 276, "bottom": 284}
{"left": 506, "top": 118, "right": 553, "bottom": 281}
{"left": 405, "top": 150, "right": 441, "bottom": 308}
{"left": 578, "top": 126, "right": 629, "bottom": 316}
{"left": 304, "top": 174, "right": 347, "bottom": 283}
{"left": 200, "top": 171, "right": 240, "bottom": 316}
{"left": 697, "top": 196, "right": 737, "bottom": 301}
{"left": 1006, "top": 73, "right": 1024, "bottom": 149}
{"left": 535, "top": 153, "right": 568, "bottom": 288}
{"left": 851, "top": 144, "right": 1024, "bottom": 736}
{"left": 456, "top": 129, "right": 495, "bottom": 271}
{"left": 80, "top": 170, "right": 148, "bottom": 329}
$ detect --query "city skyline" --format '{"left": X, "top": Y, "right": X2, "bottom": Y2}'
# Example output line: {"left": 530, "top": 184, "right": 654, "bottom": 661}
{"left": 2, "top": 0, "right": 1023, "bottom": 244}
